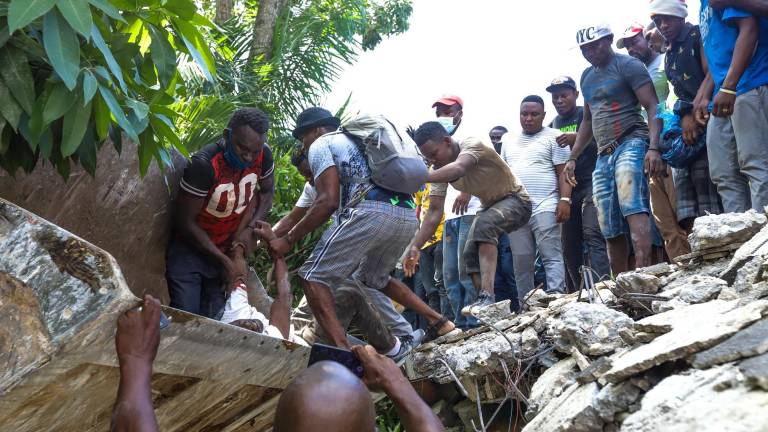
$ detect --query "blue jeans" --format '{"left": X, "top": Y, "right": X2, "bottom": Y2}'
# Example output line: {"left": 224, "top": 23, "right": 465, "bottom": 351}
{"left": 443, "top": 215, "right": 478, "bottom": 328}
{"left": 494, "top": 234, "right": 518, "bottom": 310}
{"left": 420, "top": 242, "right": 452, "bottom": 321}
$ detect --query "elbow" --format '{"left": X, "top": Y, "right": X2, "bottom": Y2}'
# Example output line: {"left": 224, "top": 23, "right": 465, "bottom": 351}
{"left": 316, "top": 198, "right": 338, "bottom": 215}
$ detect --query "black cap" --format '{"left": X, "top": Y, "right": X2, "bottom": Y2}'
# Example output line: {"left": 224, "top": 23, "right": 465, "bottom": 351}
{"left": 292, "top": 107, "right": 341, "bottom": 139}
{"left": 545, "top": 76, "right": 578, "bottom": 93}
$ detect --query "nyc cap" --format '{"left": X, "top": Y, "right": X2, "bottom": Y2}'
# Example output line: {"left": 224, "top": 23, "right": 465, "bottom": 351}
{"left": 576, "top": 24, "right": 613, "bottom": 47}
{"left": 616, "top": 23, "right": 645, "bottom": 49}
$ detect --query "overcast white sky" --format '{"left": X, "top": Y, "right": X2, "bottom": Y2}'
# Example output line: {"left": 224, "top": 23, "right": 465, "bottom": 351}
{"left": 324, "top": 0, "right": 700, "bottom": 139}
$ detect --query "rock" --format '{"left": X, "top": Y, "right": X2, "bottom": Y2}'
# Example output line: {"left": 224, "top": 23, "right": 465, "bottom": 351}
{"left": 636, "top": 262, "right": 675, "bottom": 277}
{"left": 592, "top": 380, "right": 643, "bottom": 422}
{"left": 615, "top": 272, "right": 662, "bottom": 295}
{"left": 521, "top": 382, "right": 602, "bottom": 432}
{"left": 720, "top": 224, "right": 768, "bottom": 282}
{"left": 431, "top": 400, "right": 460, "bottom": 427}
{"left": 693, "top": 319, "right": 768, "bottom": 368}
{"left": 520, "top": 327, "right": 540, "bottom": 359}
{"left": 550, "top": 303, "right": 634, "bottom": 356}
{"left": 740, "top": 352, "right": 768, "bottom": 391}
{"left": 575, "top": 356, "right": 613, "bottom": 384}
{"left": 473, "top": 299, "right": 514, "bottom": 324}
{"left": 688, "top": 210, "right": 767, "bottom": 252}
{"left": 677, "top": 276, "right": 726, "bottom": 304}
{"left": 719, "top": 255, "right": 768, "bottom": 301}
{"left": 603, "top": 300, "right": 768, "bottom": 383}
{"left": 571, "top": 346, "right": 591, "bottom": 371}
{"left": 523, "top": 288, "right": 560, "bottom": 308}
{"left": 621, "top": 364, "right": 768, "bottom": 432}
{"left": 526, "top": 357, "right": 578, "bottom": 419}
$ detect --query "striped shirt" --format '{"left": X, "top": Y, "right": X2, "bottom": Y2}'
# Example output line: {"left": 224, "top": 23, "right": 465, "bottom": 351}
{"left": 500, "top": 127, "right": 570, "bottom": 216}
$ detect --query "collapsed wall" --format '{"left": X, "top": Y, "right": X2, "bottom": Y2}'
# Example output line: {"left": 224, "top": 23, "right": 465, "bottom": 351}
{"left": 406, "top": 210, "right": 768, "bottom": 431}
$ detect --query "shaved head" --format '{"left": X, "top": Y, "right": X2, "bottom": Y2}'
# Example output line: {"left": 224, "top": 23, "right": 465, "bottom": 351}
{"left": 273, "top": 361, "right": 375, "bottom": 432}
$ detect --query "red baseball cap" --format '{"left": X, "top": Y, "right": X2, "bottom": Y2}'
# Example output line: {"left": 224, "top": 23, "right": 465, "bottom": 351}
{"left": 432, "top": 95, "right": 463, "bottom": 108}
{"left": 616, "top": 23, "right": 645, "bottom": 49}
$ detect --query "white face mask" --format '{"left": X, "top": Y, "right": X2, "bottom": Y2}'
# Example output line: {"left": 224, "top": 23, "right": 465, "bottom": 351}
{"left": 436, "top": 116, "right": 457, "bottom": 135}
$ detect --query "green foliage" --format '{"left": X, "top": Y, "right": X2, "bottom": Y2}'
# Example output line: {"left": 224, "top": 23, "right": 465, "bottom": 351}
{"left": 0, "top": 0, "right": 216, "bottom": 177}
{"left": 375, "top": 398, "right": 403, "bottom": 432}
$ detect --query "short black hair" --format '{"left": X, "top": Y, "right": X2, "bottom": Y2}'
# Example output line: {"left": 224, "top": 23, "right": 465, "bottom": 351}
{"left": 490, "top": 126, "right": 508, "bottom": 133}
{"left": 414, "top": 121, "right": 448, "bottom": 147}
{"left": 228, "top": 107, "right": 270, "bottom": 134}
{"left": 521, "top": 95, "right": 545, "bottom": 108}
{"left": 290, "top": 145, "right": 306, "bottom": 169}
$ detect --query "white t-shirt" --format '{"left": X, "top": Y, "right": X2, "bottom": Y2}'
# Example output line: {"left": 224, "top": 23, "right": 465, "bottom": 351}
{"left": 500, "top": 127, "right": 570, "bottom": 216}
{"left": 295, "top": 182, "right": 317, "bottom": 208}
{"left": 443, "top": 184, "right": 482, "bottom": 220}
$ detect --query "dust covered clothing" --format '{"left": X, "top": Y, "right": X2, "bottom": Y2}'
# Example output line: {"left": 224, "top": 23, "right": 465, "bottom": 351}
{"left": 429, "top": 138, "right": 532, "bottom": 275}
{"left": 299, "top": 133, "right": 419, "bottom": 291}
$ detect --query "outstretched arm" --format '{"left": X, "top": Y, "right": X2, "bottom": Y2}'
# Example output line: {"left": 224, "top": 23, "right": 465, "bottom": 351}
{"left": 426, "top": 154, "right": 477, "bottom": 183}
{"left": 253, "top": 221, "right": 293, "bottom": 339}
{"left": 402, "top": 194, "right": 446, "bottom": 277}
{"left": 712, "top": 16, "right": 759, "bottom": 118}
{"left": 111, "top": 295, "right": 161, "bottom": 432}
{"left": 563, "top": 104, "right": 594, "bottom": 186}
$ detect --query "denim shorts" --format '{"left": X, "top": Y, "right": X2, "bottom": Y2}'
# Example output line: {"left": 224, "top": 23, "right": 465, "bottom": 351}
{"left": 592, "top": 137, "right": 651, "bottom": 239}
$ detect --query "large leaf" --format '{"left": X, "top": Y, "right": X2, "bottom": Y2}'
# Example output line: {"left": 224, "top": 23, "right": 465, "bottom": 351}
{"left": 76, "top": 127, "right": 97, "bottom": 175}
{"left": 0, "top": 117, "right": 8, "bottom": 155}
{"left": 147, "top": 24, "right": 175, "bottom": 88}
{"left": 92, "top": 92, "right": 110, "bottom": 140}
{"left": 91, "top": 23, "right": 127, "bottom": 93}
{"left": 61, "top": 97, "right": 92, "bottom": 156}
{"left": 0, "top": 77, "right": 23, "bottom": 130}
{"left": 0, "top": 18, "right": 11, "bottom": 49}
{"left": 98, "top": 84, "right": 138, "bottom": 142}
{"left": 87, "top": 0, "right": 125, "bottom": 23}
{"left": 57, "top": 0, "right": 92, "bottom": 38}
{"left": 43, "top": 81, "right": 77, "bottom": 124}
{"left": 0, "top": 45, "right": 35, "bottom": 114}
{"left": 8, "top": 0, "right": 56, "bottom": 33}
{"left": 172, "top": 18, "right": 215, "bottom": 82}
{"left": 42, "top": 9, "right": 81, "bottom": 90}
{"left": 150, "top": 114, "right": 187, "bottom": 157}
{"left": 82, "top": 69, "right": 97, "bottom": 105}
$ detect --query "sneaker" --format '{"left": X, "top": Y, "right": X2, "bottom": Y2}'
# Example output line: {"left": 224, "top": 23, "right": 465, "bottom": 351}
{"left": 412, "top": 328, "right": 426, "bottom": 346}
{"left": 389, "top": 335, "right": 418, "bottom": 365}
{"left": 461, "top": 293, "right": 496, "bottom": 317}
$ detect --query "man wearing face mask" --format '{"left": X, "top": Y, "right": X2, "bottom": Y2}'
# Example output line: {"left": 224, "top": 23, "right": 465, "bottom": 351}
{"left": 431, "top": 96, "right": 484, "bottom": 327}
{"left": 166, "top": 108, "right": 275, "bottom": 319}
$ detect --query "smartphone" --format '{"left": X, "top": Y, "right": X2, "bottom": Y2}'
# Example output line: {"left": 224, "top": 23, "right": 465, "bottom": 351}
{"left": 135, "top": 306, "right": 171, "bottom": 331}
{"left": 308, "top": 343, "right": 364, "bottom": 378}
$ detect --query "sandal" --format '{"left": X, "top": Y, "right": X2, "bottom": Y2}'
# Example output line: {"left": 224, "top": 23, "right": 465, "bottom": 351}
{"left": 425, "top": 316, "right": 456, "bottom": 341}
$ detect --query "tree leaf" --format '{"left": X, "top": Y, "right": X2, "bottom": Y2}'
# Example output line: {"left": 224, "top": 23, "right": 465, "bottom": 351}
{"left": 8, "top": 0, "right": 57, "bottom": 33}
{"left": 108, "top": 122, "right": 122, "bottom": 154}
{"left": 98, "top": 84, "right": 138, "bottom": 142}
{"left": 172, "top": 18, "right": 215, "bottom": 81}
{"left": 91, "top": 23, "right": 127, "bottom": 93}
{"left": 87, "top": 0, "right": 125, "bottom": 23}
{"left": 0, "top": 18, "right": 11, "bottom": 49}
{"left": 82, "top": 69, "right": 97, "bottom": 105}
{"left": 92, "top": 92, "right": 110, "bottom": 140}
{"left": 147, "top": 24, "right": 175, "bottom": 88}
{"left": 61, "top": 96, "right": 92, "bottom": 156}
{"left": 27, "top": 89, "right": 49, "bottom": 148}
{"left": 150, "top": 114, "right": 187, "bottom": 157}
{"left": 56, "top": 0, "right": 92, "bottom": 39}
{"left": 162, "top": 0, "right": 196, "bottom": 20}
{"left": 44, "top": 81, "right": 77, "bottom": 124}
{"left": 0, "top": 45, "right": 35, "bottom": 114}
{"left": 126, "top": 98, "right": 149, "bottom": 120}
{"left": 38, "top": 128, "right": 54, "bottom": 158}
{"left": 0, "top": 77, "right": 23, "bottom": 130}
{"left": 0, "top": 117, "right": 8, "bottom": 155}
{"left": 138, "top": 128, "right": 154, "bottom": 177}
{"left": 42, "top": 9, "right": 81, "bottom": 90}
{"left": 76, "top": 126, "right": 97, "bottom": 175}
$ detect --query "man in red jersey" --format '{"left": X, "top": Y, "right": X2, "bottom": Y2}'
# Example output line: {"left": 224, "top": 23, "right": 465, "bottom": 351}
{"left": 166, "top": 108, "right": 274, "bottom": 318}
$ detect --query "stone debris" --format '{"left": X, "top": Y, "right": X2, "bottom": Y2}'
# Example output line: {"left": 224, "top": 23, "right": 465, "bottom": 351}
{"left": 410, "top": 210, "right": 768, "bottom": 431}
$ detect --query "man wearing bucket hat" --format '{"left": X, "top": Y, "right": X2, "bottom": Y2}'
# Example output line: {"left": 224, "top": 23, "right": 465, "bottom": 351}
{"left": 565, "top": 24, "right": 666, "bottom": 274}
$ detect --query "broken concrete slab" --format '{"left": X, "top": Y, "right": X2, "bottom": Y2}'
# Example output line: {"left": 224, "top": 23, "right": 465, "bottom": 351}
{"left": 677, "top": 276, "right": 726, "bottom": 304}
{"left": 592, "top": 380, "right": 643, "bottom": 423}
{"left": 603, "top": 300, "right": 768, "bottom": 383}
{"left": 549, "top": 302, "right": 634, "bottom": 356}
{"left": 473, "top": 299, "right": 514, "bottom": 324}
{"left": 720, "top": 224, "right": 768, "bottom": 281}
{"left": 615, "top": 272, "right": 662, "bottom": 295}
{"left": 740, "top": 352, "right": 768, "bottom": 391}
{"left": 521, "top": 382, "right": 601, "bottom": 432}
{"left": 688, "top": 210, "right": 767, "bottom": 252}
{"left": 693, "top": 319, "right": 768, "bottom": 368}
{"left": 621, "top": 364, "right": 768, "bottom": 432}
{"left": 526, "top": 357, "right": 578, "bottom": 419}
{"left": 521, "top": 325, "right": 540, "bottom": 358}
{"left": 575, "top": 356, "right": 613, "bottom": 385}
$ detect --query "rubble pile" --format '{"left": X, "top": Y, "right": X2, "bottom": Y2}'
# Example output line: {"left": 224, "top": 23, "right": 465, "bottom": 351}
{"left": 406, "top": 210, "right": 768, "bottom": 431}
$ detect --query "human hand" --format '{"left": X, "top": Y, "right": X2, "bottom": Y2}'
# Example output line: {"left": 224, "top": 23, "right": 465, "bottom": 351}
{"left": 564, "top": 160, "right": 578, "bottom": 187}
{"left": 555, "top": 200, "right": 571, "bottom": 223}
{"left": 452, "top": 192, "right": 470, "bottom": 215}
{"left": 252, "top": 220, "right": 277, "bottom": 242}
{"left": 268, "top": 237, "right": 292, "bottom": 257}
{"left": 555, "top": 133, "right": 577, "bottom": 148}
{"left": 712, "top": 90, "right": 736, "bottom": 118}
{"left": 351, "top": 345, "right": 410, "bottom": 395}
{"left": 402, "top": 245, "right": 421, "bottom": 277}
{"left": 681, "top": 114, "right": 702, "bottom": 146}
{"left": 116, "top": 294, "right": 161, "bottom": 368}
{"left": 644, "top": 149, "right": 666, "bottom": 179}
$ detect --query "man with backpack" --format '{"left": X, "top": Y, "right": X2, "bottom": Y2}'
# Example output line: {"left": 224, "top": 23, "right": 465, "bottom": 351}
{"left": 404, "top": 122, "right": 532, "bottom": 315}
{"left": 264, "top": 107, "right": 455, "bottom": 356}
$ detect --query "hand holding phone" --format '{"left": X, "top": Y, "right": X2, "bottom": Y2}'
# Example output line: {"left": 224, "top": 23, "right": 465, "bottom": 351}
{"left": 307, "top": 343, "right": 364, "bottom": 378}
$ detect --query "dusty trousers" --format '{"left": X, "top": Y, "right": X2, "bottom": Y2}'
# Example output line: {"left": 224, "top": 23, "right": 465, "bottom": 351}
{"left": 649, "top": 168, "right": 690, "bottom": 259}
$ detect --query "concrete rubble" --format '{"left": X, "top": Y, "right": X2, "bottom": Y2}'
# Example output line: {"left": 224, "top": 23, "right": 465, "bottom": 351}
{"left": 406, "top": 210, "right": 768, "bottom": 431}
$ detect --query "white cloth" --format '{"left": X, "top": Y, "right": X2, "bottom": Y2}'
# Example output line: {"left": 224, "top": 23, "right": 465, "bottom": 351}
{"left": 221, "top": 287, "right": 308, "bottom": 346}
{"left": 443, "top": 184, "right": 482, "bottom": 220}
{"left": 500, "top": 127, "right": 570, "bottom": 216}
{"left": 295, "top": 182, "right": 317, "bottom": 208}
{"left": 649, "top": 0, "right": 688, "bottom": 18}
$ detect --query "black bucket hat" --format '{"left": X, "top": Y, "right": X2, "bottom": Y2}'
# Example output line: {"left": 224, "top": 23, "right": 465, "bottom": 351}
{"left": 292, "top": 107, "right": 341, "bottom": 139}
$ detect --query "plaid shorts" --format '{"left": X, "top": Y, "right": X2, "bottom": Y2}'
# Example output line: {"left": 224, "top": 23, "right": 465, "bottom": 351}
{"left": 672, "top": 150, "right": 723, "bottom": 221}
{"left": 592, "top": 137, "right": 651, "bottom": 239}
{"left": 299, "top": 200, "right": 419, "bottom": 291}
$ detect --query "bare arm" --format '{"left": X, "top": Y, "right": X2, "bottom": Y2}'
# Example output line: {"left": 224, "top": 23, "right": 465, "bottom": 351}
{"left": 268, "top": 257, "right": 292, "bottom": 338}
{"left": 174, "top": 193, "right": 233, "bottom": 271}
{"left": 711, "top": 0, "right": 768, "bottom": 17}
{"left": 402, "top": 194, "right": 445, "bottom": 277}
{"left": 712, "top": 16, "right": 759, "bottom": 117}
{"left": 273, "top": 206, "right": 309, "bottom": 238}
{"left": 426, "top": 154, "right": 477, "bottom": 183}
{"left": 635, "top": 82, "right": 666, "bottom": 179}
{"left": 563, "top": 104, "right": 593, "bottom": 186}
{"left": 555, "top": 163, "right": 573, "bottom": 223}
{"left": 694, "top": 41, "right": 716, "bottom": 126}
{"left": 252, "top": 175, "right": 274, "bottom": 223}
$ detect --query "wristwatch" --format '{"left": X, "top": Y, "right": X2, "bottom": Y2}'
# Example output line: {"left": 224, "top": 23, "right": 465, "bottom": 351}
{"left": 560, "top": 197, "right": 572, "bottom": 204}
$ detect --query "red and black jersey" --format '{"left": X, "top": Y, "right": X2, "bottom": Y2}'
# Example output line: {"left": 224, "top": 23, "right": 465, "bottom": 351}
{"left": 180, "top": 142, "right": 274, "bottom": 249}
